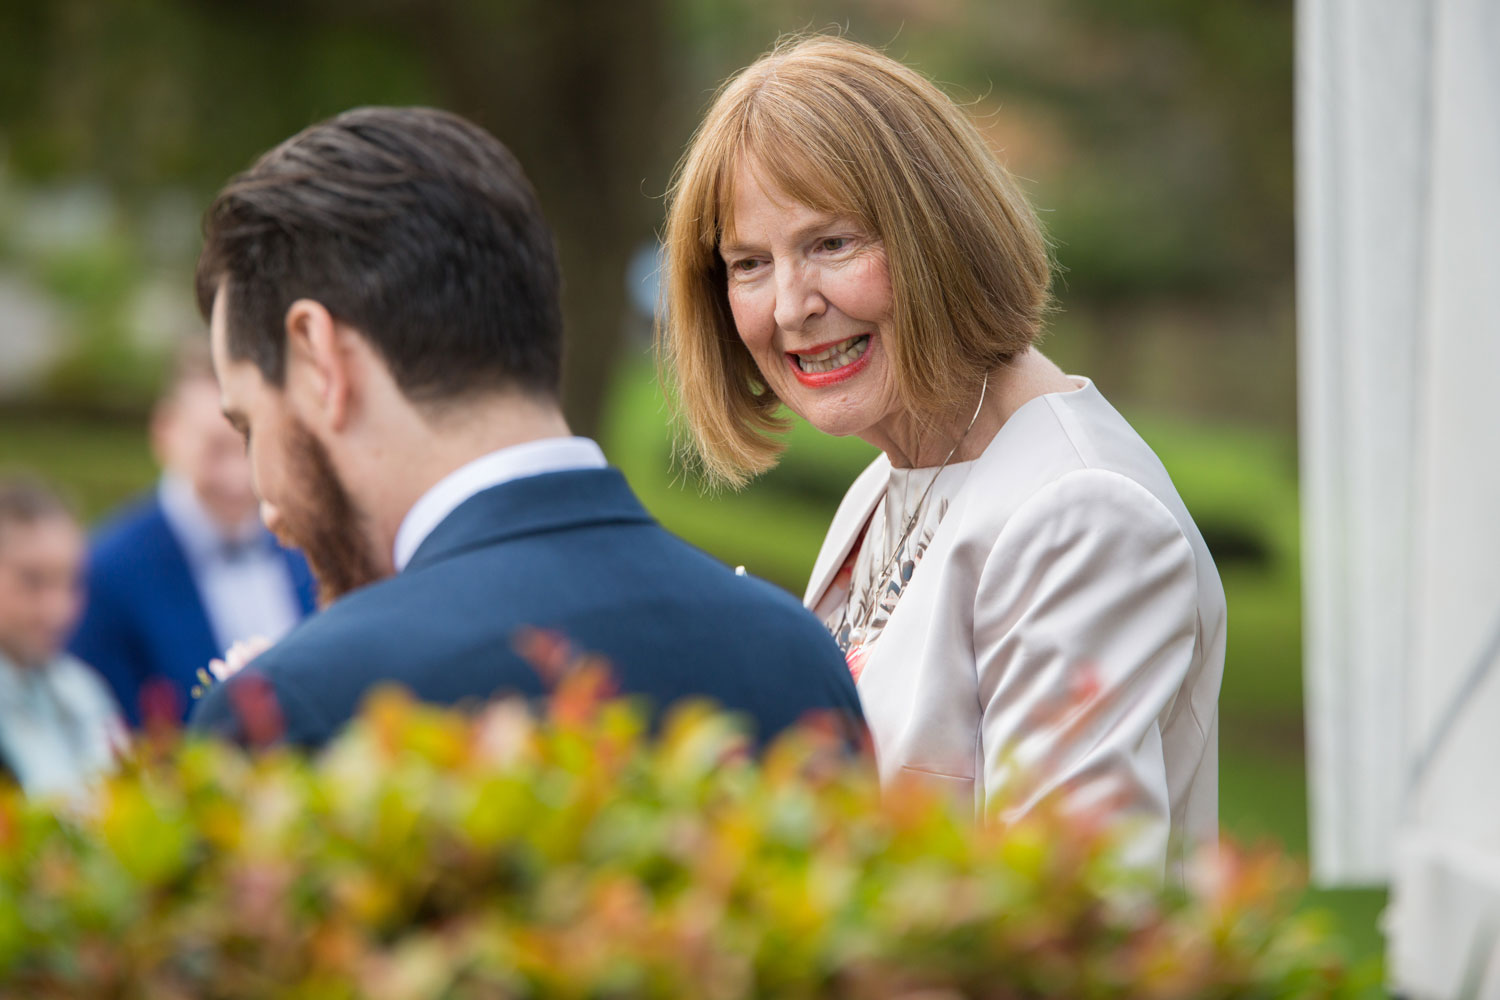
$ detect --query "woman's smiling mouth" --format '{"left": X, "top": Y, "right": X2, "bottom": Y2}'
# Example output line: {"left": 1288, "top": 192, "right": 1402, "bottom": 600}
{"left": 788, "top": 334, "right": 872, "bottom": 386}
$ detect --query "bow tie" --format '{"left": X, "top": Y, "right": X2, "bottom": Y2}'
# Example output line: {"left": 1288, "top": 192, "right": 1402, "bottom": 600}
{"left": 218, "top": 533, "right": 276, "bottom": 563}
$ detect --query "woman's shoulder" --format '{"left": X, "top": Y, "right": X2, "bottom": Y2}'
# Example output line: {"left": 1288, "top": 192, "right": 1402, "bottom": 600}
{"left": 956, "top": 378, "right": 1221, "bottom": 572}
{"left": 971, "top": 378, "right": 1183, "bottom": 514}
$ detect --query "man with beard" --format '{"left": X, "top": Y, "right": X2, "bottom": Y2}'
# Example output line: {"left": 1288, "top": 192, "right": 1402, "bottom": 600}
{"left": 190, "top": 107, "right": 862, "bottom": 749}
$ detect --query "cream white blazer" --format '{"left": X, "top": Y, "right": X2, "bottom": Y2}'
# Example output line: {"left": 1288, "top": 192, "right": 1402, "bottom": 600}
{"left": 804, "top": 379, "right": 1226, "bottom": 879}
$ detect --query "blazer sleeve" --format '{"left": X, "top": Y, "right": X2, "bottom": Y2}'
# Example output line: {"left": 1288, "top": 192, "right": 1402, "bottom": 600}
{"left": 971, "top": 468, "right": 1201, "bottom": 875}
{"left": 68, "top": 571, "right": 152, "bottom": 728}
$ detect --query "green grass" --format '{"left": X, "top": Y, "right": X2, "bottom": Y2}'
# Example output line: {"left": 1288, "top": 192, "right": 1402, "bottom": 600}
{"left": 0, "top": 406, "right": 157, "bottom": 520}
{"left": 1, "top": 361, "right": 1389, "bottom": 979}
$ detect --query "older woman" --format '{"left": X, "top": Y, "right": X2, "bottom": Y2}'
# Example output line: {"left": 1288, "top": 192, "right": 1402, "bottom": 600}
{"left": 659, "top": 35, "right": 1225, "bottom": 877}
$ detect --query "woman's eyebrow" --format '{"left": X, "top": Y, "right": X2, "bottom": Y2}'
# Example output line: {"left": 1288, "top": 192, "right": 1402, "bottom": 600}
{"left": 718, "top": 238, "right": 758, "bottom": 258}
{"left": 719, "top": 216, "right": 853, "bottom": 257}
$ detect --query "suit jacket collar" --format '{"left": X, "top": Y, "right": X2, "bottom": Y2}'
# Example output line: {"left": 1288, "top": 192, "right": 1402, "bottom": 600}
{"left": 143, "top": 496, "right": 222, "bottom": 668}
{"left": 282, "top": 548, "right": 319, "bottom": 614}
{"left": 405, "top": 467, "right": 654, "bottom": 572}
{"left": 393, "top": 437, "right": 607, "bottom": 572}
{"left": 158, "top": 476, "right": 275, "bottom": 566}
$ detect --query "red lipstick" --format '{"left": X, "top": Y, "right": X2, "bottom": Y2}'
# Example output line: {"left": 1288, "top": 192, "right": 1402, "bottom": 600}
{"left": 786, "top": 334, "right": 873, "bottom": 388}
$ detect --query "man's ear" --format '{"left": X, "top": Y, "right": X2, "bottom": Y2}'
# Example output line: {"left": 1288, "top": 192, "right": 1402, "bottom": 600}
{"left": 283, "top": 299, "right": 352, "bottom": 432}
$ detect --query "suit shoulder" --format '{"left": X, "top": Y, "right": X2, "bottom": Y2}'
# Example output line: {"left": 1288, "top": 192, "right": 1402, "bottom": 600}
{"left": 89, "top": 495, "right": 169, "bottom": 563}
{"left": 646, "top": 528, "right": 824, "bottom": 618}
{"left": 253, "top": 587, "right": 385, "bottom": 664}
{"left": 729, "top": 572, "right": 846, "bottom": 657}
{"left": 735, "top": 570, "right": 819, "bottom": 620}
{"left": 243, "top": 572, "right": 439, "bottom": 681}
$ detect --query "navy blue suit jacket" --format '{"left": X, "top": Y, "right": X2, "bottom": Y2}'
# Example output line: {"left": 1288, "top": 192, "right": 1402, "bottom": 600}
{"left": 70, "top": 494, "right": 317, "bottom": 726}
{"left": 191, "top": 468, "right": 862, "bottom": 748}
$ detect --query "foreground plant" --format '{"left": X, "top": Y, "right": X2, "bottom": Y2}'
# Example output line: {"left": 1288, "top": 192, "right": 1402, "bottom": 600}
{"left": 0, "top": 665, "right": 1350, "bottom": 999}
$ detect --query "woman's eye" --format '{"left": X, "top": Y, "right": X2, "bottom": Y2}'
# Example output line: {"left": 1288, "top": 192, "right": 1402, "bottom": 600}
{"left": 731, "top": 258, "right": 760, "bottom": 273}
{"left": 820, "top": 237, "right": 850, "bottom": 252}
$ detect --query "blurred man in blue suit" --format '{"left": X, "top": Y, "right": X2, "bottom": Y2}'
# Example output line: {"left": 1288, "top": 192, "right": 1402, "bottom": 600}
{"left": 70, "top": 343, "right": 316, "bottom": 726}
{"left": 189, "top": 107, "right": 861, "bottom": 749}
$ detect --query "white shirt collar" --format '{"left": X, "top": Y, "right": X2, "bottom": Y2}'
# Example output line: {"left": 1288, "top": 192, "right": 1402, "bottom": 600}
{"left": 157, "top": 475, "right": 263, "bottom": 566}
{"left": 392, "top": 436, "right": 608, "bottom": 572}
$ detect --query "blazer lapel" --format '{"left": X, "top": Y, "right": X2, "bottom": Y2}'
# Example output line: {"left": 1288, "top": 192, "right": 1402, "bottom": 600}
{"left": 802, "top": 457, "right": 890, "bottom": 608}
{"left": 281, "top": 548, "right": 318, "bottom": 614}
{"left": 146, "top": 499, "right": 221, "bottom": 675}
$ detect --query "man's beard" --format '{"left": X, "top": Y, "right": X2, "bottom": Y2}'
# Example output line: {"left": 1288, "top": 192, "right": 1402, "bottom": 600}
{"left": 278, "top": 419, "right": 384, "bottom": 607}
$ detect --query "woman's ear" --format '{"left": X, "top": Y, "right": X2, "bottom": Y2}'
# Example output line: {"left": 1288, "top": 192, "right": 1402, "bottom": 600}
{"left": 283, "top": 299, "right": 352, "bottom": 432}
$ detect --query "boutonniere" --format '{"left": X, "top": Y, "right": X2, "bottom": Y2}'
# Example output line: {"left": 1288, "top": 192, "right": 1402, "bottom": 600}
{"left": 192, "top": 636, "right": 274, "bottom": 699}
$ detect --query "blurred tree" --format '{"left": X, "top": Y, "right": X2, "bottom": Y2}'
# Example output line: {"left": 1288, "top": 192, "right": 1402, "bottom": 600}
{"left": 0, "top": 0, "right": 1295, "bottom": 427}
{"left": 0, "top": 0, "right": 671, "bottom": 435}
{"left": 372, "top": 0, "right": 672, "bottom": 436}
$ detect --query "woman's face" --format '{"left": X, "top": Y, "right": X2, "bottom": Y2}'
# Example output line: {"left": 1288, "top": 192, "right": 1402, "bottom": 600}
{"left": 721, "top": 164, "right": 902, "bottom": 443}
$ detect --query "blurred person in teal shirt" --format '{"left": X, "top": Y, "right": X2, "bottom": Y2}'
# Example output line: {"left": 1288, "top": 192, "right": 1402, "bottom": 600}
{"left": 0, "top": 477, "right": 125, "bottom": 798}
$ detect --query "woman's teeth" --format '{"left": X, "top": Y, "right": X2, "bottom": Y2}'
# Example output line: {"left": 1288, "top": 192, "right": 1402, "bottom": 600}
{"left": 796, "top": 335, "right": 870, "bottom": 373}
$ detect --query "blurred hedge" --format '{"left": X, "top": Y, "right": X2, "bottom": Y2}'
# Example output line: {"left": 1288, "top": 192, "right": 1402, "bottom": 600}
{"left": 0, "top": 662, "right": 1354, "bottom": 998}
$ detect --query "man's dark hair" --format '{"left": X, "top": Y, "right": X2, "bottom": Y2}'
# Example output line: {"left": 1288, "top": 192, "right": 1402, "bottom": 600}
{"left": 195, "top": 107, "right": 563, "bottom": 403}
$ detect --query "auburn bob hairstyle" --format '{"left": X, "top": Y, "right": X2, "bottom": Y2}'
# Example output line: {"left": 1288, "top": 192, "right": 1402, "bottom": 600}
{"left": 659, "top": 34, "right": 1052, "bottom": 489}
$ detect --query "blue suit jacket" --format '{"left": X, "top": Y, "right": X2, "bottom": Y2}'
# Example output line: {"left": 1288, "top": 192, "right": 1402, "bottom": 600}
{"left": 70, "top": 495, "right": 317, "bottom": 726}
{"left": 191, "top": 468, "right": 863, "bottom": 748}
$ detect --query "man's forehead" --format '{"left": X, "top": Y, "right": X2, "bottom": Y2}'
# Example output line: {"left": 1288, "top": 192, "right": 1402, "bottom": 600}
{"left": 207, "top": 282, "right": 229, "bottom": 352}
{"left": 208, "top": 276, "right": 252, "bottom": 370}
{"left": 206, "top": 286, "right": 253, "bottom": 409}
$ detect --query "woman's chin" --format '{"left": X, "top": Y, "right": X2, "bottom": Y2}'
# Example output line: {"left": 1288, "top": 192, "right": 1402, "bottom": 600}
{"left": 797, "top": 402, "right": 897, "bottom": 443}
{"left": 781, "top": 359, "right": 898, "bottom": 443}
{"left": 808, "top": 421, "right": 865, "bottom": 440}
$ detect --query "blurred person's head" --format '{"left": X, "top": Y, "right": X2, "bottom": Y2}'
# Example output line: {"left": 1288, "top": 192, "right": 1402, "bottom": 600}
{"left": 660, "top": 34, "right": 1052, "bottom": 487}
{"left": 151, "top": 338, "right": 260, "bottom": 532}
{"left": 0, "top": 479, "right": 85, "bottom": 669}
{"left": 194, "top": 106, "right": 567, "bottom": 603}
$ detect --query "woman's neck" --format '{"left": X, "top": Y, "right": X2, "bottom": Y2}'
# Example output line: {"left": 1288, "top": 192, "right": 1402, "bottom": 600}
{"left": 862, "top": 349, "right": 1077, "bottom": 469}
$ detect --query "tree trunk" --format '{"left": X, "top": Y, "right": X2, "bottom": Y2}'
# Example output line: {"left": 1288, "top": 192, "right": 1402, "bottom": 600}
{"left": 402, "top": 0, "right": 671, "bottom": 438}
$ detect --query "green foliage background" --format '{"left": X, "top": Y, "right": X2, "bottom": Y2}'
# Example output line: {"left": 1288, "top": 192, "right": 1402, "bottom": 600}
{"left": 0, "top": 364, "right": 1387, "bottom": 980}
{"left": 0, "top": 0, "right": 1388, "bottom": 985}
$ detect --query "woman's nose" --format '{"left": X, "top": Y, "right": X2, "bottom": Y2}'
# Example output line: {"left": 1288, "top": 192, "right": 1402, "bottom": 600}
{"left": 773, "top": 263, "right": 826, "bottom": 332}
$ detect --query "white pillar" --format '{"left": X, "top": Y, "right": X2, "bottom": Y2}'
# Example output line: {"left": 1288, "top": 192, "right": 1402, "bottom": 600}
{"left": 1299, "top": 0, "right": 1500, "bottom": 991}
{"left": 1296, "top": 0, "right": 1435, "bottom": 887}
